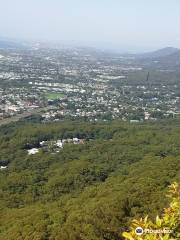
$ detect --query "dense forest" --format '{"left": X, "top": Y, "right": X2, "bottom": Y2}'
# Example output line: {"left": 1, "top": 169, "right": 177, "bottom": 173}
{"left": 0, "top": 119, "right": 179, "bottom": 240}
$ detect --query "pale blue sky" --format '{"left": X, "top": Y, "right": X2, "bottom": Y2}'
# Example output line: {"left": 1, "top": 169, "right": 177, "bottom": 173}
{"left": 0, "top": 0, "right": 180, "bottom": 51}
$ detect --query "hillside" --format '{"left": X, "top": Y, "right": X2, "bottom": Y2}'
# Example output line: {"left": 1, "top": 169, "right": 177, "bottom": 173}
{"left": 137, "top": 47, "right": 180, "bottom": 59}
{"left": 0, "top": 39, "right": 24, "bottom": 49}
{"left": 134, "top": 47, "right": 180, "bottom": 70}
{"left": 0, "top": 119, "right": 180, "bottom": 239}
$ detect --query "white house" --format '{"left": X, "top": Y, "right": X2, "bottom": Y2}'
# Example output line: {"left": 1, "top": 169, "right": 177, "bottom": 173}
{"left": 56, "top": 140, "right": 63, "bottom": 148}
{"left": 28, "top": 148, "right": 39, "bottom": 155}
{"left": 0, "top": 166, "right": 7, "bottom": 170}
{"left": 73, "top": 138, "right": 79, "bottom": 143}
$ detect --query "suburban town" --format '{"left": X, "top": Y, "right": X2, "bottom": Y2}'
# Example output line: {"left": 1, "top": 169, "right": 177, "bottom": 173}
{"left": 0, "top": 46, "right": 180, "bottom": 123}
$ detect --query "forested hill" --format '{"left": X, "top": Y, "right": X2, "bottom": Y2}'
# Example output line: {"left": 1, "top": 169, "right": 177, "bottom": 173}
{"left": 0, "top": 119, "right": 180, "bottom": 240}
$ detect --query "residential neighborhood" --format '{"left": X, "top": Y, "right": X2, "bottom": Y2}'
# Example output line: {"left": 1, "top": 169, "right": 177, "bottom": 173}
{"left": 0, "top": 46, "right": 179, "bottom": 123}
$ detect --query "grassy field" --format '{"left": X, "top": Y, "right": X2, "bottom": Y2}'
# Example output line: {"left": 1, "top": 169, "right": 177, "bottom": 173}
{"left": 46, "top": 92, "right": 65, "bottom": 100}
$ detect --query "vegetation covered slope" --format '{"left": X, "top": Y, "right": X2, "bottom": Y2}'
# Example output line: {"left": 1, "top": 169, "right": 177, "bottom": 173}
{"left": 0, "top": 119, "right": 180, "bottom": 240}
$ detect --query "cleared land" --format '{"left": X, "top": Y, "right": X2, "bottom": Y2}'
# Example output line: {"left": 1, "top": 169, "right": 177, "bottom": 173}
{"left": 46, "top": 92, "right": 65, "bottom": 100}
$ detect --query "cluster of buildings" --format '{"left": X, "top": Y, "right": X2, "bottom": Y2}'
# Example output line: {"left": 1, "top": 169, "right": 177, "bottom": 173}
{"left": 0, "top": 47, "right": 179, "bottom": 123}
{"left": 0, "top": 86, "right": 45, "bottom": 119}
{"left": 27, "top": 137, "right": 84, "bottom": 155}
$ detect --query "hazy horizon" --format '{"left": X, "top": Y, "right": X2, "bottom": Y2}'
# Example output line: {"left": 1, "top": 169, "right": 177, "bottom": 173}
{"left": 1, "top": 0, "right": 180, "bottom": 52}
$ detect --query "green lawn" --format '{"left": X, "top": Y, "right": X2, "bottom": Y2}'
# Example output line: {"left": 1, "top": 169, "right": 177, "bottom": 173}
{"left": 46, "top": 92, "right": 65, "bottom": 100}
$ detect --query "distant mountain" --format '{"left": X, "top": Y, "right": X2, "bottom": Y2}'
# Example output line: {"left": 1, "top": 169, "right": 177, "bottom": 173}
{"left": 0, "top": 39, "right": 25, "bottom": 49}
{"left": 137, "top": 47, "right": 180, "bottom": 59}
{"left": 156, "top": 49, "right": 180, "bottom": 66}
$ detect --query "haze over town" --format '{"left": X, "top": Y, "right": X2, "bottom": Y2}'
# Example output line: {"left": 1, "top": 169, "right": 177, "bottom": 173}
{"left": 1, "top": 0, "right": 180, "bottom": 52}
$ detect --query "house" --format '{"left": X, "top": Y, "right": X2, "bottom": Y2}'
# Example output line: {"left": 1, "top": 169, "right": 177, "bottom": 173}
{"left": 144, "top": 112, "right": 150, "bottom": 120}
{"left": 73, "top": 138, "right": 79, "bottom": 144}
{"left": 40, "top": 141, "right": 45, "bottom": 146}
{"left": 28, "top": 148, "right": 39, "bottom": 155}
{"left": 56, "top": 140, "right": 63, "bottom": 148}
{"left": 0, "top": 166, "right": 7, "bottom": 170}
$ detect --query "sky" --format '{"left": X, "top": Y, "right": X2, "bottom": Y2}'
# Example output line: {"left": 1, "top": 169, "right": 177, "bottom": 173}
{"left": 0, "top": 0, "right": 180, "bottom": 52}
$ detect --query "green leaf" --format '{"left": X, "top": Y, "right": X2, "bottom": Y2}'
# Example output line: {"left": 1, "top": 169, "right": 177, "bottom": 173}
{"left": 122, "top": 232, "right": 134, "bottom": 240}
{"left": 156, "top": 215, "right": 162, "bottom": 227}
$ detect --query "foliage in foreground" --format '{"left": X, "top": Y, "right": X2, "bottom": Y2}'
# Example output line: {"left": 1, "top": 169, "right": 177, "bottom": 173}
{"left": 0, "top": 119, "right": 180, "bottom": 239}
{"left": 122, "top": 182, "right": 180, "bottom": 240}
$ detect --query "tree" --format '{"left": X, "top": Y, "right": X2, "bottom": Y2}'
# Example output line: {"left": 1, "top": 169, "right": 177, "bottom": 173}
{"left": 122, "top": 182, "right": 180, "bottom": 240}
